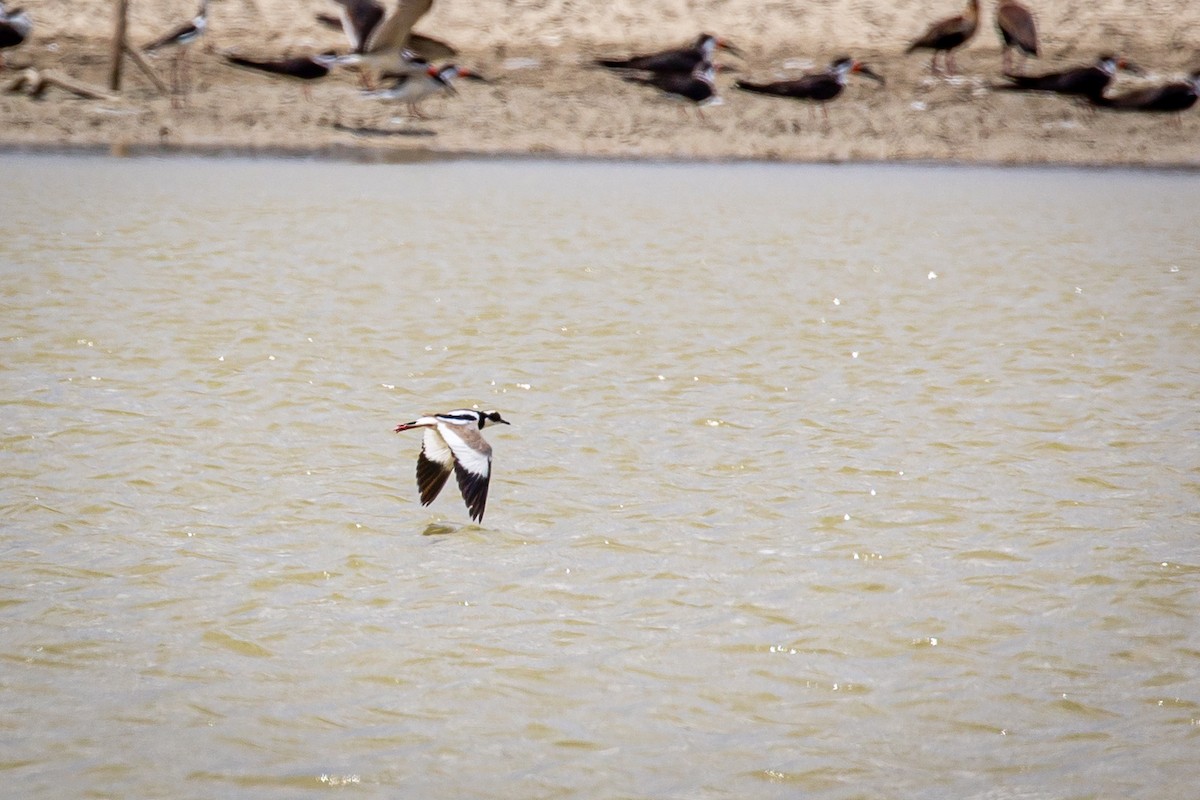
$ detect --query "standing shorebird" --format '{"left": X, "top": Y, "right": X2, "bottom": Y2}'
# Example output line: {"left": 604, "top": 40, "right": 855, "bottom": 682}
{"left": 0, "top": 3, "right": 32, "bottom": 70}
{"left": 596, "top": 32, "right": 742, "bottom": 75}
{"left": 1090, "top": 70, "right": 1200, "bottom": 117}
{"left": 623, "top": 60, "right": 718, "bottom": 120}
{"left": 735, "top": 57, "right": 885, "bottom": 125}
{"left": 997, "top": 54, "right": 1142, "bottom": 101}
{"left": 364, "top": 62, "right": 484, "bottom": 118}
{"left": 143, "top": 0, "right": 210, "bottom": 98}
{"left": 393, "top": 409, "right": 510, "bottom": 523}
{"left": 996, "top": 0, "right": 1038, "bottom": 73}
{"left": 907, "top": 0, "right": 980, "bottom": 75}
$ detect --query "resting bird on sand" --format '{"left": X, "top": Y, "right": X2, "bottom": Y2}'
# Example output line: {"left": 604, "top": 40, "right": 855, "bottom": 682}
{"left": 735, "top": 57, "right": 884, "bottom": 123}
{"left": 996, "top": 0, "right": 1038, "bottom": 73}
{"left": 907, "top": 0, "right": 980, "bottom": 75}
{"left": 997, "top": 54, "right": 1141, "bottom": 101}
{"left": 223, "top": 52, "right": 338, "bottom": 100}
{"left": 597, "top": 32, "right": 742, "bottom": 75}
{"left": 1090, "top": 70, "right": 1200, "bottom": 116}
{"left": 623, "top": 61, "right": 718, "bottom": 120}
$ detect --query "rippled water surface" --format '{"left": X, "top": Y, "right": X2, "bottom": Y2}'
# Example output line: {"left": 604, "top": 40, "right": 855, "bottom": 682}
{"left": 2, "top": 154, "right": 1198, "bottom": 799}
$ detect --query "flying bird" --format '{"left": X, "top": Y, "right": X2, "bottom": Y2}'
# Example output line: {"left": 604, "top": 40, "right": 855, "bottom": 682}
{"left": 997, "top": 54, "right": 1142, "bottom": 101}
{"left": 393, "top": 409, "right": 510, "bottom": 523}
{"left": 907, "top": 0, "right": 980, "bottom": 75}
{"left": 996, "top": 0, "right": 1038, "bottom": 73}
{"left": 597, "top": 32, "right": 742, "bottom": 75}
{"left": 315, "top": 0, "right": 455, "bottom": 61}
{"left": 735, "top": 57, "right": 884, "bottom": 122}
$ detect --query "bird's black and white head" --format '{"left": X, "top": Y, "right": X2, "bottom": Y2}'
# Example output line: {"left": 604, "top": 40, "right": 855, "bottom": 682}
{"left": 478, "top": 411, "right": 510, "bottom": 430}
{"left": 696, "top": 32, "right": 743, "bottom": 59}
{"left": 434, "top": 64, "right": 486, "bottom": 86}
{"left": 434, "top": 409, "right": 509, "bottom": 430}
{"left": 831, "top": 56, "right": 885, "bottom": 85}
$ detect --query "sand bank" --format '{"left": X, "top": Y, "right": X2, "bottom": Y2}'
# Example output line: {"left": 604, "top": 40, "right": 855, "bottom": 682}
{"left": 2, "top": 0, "right": 1198, "bottom": 165}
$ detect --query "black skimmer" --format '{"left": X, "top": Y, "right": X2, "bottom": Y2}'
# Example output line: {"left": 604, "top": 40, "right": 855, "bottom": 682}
{"left": 143, "top": 0, "right": 209, "bottom": 97}
{"left": 365, "top": 62, "right": 483, "bottom": 118}
{"left": 223, "top": 52, "right": 338, "bottom": 100}
{"left": 596, "top": 32, "right": 742, "bottom": 75}
{"left": 735, "top": 57, "right": 884, "bottom": 122}
{"left": 996, "top": 0, "right": 1038, "bottom": 73}
{"left": 0, "top": 3, "right": 31, "bottom": 69}
{"left": 623, "top": 61, "right": 718, "bottom": 119}
{"left": 997, "top": 54, "right": 1142, "bottom": 101}
{"left": 1090, "top": 70, "right": 1200, "bottom": 116}
{"left": 393, "top": 409, "right": 510, "bottom": 523}
{"left": 906, "top": 0, "right": 980, "bottom": 75}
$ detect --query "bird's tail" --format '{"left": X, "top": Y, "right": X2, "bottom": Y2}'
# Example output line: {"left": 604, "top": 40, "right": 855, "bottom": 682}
{"left": 734, "top": 80, "right": 775, "bottom": 95}
{"left": 225, "top": 55, "right": 288, "bottom": 76}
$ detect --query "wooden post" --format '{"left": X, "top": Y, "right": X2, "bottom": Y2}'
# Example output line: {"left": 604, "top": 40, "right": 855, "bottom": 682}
{"left": 107, "top": 0, "right": 169, "bottom": 95}
{"left": 124, "top": 42, "right": 170, "bottom": 94}
{"left": 109, "top": 0, "right": 129, "bottom": 91}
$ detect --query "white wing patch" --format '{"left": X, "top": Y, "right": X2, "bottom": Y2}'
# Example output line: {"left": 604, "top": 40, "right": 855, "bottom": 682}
{"left": 421, "top": 427, "right": 455, "bottom": 469}
{"left": 437, "top": 422, "right": 492, "bottom": 479}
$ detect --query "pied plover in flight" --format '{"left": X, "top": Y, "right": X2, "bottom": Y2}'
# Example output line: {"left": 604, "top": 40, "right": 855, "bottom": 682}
{"left": 393, "top": 409, "right": 509, "bottom": 523}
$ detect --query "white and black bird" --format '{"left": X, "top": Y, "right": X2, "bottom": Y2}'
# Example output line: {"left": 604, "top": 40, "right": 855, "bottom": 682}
{"left": 393, "top": 409, "right": 510, "bottom": 523}
{"left": 735, "top": 57, "right": 885, "bottom": 123}
{"left": 365, "top": 62, "right": 484, "bottom": 118}
{"left": 143, "top": 0, "right": 210, "bottom": 96}
{"left": 596, "top": 32, "right": 742, "bottom": 75}
{"left": 144, "top": 0, "right": 209, "bottom": 52}
{"left": 0, "top": 3, "right": 32, "bottom": 69}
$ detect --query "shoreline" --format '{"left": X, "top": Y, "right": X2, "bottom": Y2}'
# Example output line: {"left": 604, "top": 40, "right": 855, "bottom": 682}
{"left": 5, "top": 140, "right": 1199, "bottom": 174}
{"left": 3, "top": 1, "right": 1198, "bottom": 169}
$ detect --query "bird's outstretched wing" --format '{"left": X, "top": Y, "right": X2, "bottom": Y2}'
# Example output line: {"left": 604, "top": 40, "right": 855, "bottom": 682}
{"left": 439, "top": 423, "right": 493, "bottom": 522}
{"left": 366, "top": 0, "right": 434, "bottom": 54}
{"left": 416, "top": 427, "right": 454, "bottom": 506}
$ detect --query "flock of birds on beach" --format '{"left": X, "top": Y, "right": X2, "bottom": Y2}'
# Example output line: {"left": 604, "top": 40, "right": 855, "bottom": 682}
{"left": 4, "top": 0, "right": 1200, "bottom": 127}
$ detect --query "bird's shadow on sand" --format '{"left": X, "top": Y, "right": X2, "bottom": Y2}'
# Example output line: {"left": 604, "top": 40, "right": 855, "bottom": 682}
{"left": 331, "top": 122, "right": 437, "bottom": 138}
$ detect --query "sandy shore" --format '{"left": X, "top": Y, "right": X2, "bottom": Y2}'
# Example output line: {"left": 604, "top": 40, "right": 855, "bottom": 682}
{"left": 2, "top": 0, "right": 1198, "bottom": 165}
